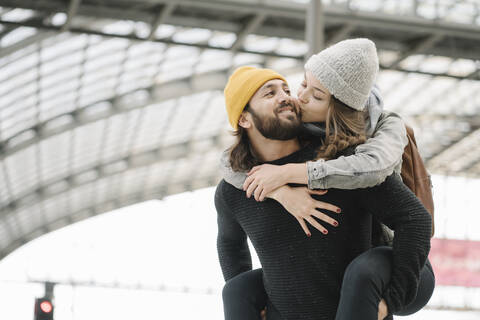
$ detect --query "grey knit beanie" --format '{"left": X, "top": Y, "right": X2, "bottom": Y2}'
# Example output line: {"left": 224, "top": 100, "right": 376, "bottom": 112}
{"left": 304, "top": 38, "right": 379, "bottom": 111}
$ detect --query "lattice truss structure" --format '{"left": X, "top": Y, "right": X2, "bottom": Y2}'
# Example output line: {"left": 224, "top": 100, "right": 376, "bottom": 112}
{"left": 0, "top": 0, "right": 479, "bottom": 259}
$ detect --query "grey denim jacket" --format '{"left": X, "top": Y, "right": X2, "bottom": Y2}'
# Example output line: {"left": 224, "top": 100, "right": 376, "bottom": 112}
{"left": 220, "top": 111, "right": 408, "bottom": 190}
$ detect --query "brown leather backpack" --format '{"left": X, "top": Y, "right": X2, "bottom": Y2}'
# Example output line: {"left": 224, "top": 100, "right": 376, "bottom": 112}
{"left": 401, "top": 125, "right": 435, "bottom": 237}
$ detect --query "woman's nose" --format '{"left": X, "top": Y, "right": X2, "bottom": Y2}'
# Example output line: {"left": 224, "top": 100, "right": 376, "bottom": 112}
{"left": 298, "top": 91, "right": 308, "bottom": 104}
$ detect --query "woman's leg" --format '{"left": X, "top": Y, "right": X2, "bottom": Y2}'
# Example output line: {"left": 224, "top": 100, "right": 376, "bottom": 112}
{"left": 222, "top": 268, "right": 267, "bottom": 320}
{"left": 395, "top": 259, "right": 435, "bottom": 316}
{"left": 335, "top": 246, "right": 435, "bottom": 320}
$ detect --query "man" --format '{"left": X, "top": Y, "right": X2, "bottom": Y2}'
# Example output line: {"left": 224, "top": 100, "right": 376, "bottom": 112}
{"left": 215, "top": 66, "right": 431, "bottom": 320}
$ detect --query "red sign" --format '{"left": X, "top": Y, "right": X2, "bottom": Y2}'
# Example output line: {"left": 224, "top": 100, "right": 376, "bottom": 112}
{"left": 429, "top": 238, "right": 480, "bottom": 287}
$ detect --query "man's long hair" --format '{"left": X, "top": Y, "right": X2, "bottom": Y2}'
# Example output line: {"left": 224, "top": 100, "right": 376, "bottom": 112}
{"left": 228, "top": 104, "right": 262, "bottom": 172}
{"left": 315, "top": 96, "right": 367, "bottom": 160}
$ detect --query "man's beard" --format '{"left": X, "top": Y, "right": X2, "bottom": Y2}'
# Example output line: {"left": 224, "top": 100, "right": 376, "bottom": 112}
{"left": 248, "top": 102, "right": 302, "bottom": 141}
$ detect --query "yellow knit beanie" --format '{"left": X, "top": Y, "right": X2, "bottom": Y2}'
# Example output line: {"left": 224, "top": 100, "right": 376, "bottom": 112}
{"left": 224, "top": 66, "right": 287, "bottom": 129}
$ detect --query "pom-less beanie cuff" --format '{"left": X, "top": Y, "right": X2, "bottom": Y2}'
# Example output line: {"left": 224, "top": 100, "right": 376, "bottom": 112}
{"left": 224, "top": 66, "right": 287, "bottom": 129}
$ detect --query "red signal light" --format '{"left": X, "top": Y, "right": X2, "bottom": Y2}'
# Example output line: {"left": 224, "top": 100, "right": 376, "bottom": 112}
{"left": 39, "top": 300, "right": 53, "bottom": 313}
{"left": 35, "top": 297, "right": 54, "bottom": 320}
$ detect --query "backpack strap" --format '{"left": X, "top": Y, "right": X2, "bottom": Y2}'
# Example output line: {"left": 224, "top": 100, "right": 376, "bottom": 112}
{"left": 401, "top": 125, "right": 435, "bottom": 237}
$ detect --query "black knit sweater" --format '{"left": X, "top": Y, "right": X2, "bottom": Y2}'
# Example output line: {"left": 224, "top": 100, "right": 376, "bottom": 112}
{"left": 215, "top": 142, "right": 431, "bottom": 320}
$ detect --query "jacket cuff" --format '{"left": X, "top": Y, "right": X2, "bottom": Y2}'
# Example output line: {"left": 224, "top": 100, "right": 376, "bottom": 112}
{"left": 307, "top": 160, "right": 327, "bottom": 189}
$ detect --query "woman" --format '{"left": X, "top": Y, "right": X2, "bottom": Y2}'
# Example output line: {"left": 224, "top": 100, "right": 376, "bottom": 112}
{"left": 220, "top": 39, "right": 435, "bottom": 320}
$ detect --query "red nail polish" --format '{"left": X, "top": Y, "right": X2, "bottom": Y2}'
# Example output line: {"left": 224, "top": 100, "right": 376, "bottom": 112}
{"left": 336, "top": 209, "right": 341, "bottom": 213}
{"left": 333, "top": 221, "right": 338, "bottom": 226}
{"left": 307, "top": 233, "right": 311, "bottom": 237}
{"left": 323, "top": 230, "right": 328, "bottom": 234}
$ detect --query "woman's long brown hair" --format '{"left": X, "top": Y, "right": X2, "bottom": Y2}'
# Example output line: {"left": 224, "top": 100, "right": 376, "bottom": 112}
{"left": 315, "top": 96, "right": 367, "bottom": 160}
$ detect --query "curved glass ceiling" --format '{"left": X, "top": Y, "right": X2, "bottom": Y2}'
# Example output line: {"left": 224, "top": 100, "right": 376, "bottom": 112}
{"left": 0, "top": 0, "right": 479, "bottom": 259}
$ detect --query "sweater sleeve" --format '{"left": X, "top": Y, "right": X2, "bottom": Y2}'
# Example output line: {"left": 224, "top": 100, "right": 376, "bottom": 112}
{"left": 356, "top": 174, "right": 432, "bottom": 314}
{"left": 220, "top": 150, "right": 247, "bottom": 190}
{"left": 306, "top": 111, "right": 408, "bottom": 190}
{"left": 215, "top": 182, "right": 252, "bottom": 281}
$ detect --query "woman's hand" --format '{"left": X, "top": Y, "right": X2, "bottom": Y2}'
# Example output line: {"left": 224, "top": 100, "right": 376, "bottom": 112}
{"left": 378, "top": 299, "right": 388, "bottom": 320}
{"left": 260, "top": 307, "right": 266, "bottom": 320}
{"left": 268, "top": 186, "right": 341, "bottom": 236}
{"left": 244, "top": 164, "right": 290, "bottom": 201}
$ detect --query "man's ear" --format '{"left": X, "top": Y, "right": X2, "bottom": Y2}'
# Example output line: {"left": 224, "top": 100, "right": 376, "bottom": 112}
{"left": 238, "top": 112, "right": 252, "bottom": 129}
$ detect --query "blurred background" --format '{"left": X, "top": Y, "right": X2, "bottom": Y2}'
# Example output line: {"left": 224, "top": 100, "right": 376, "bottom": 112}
{"left": 0, "top": 0, "right": 479, "bottom": 319}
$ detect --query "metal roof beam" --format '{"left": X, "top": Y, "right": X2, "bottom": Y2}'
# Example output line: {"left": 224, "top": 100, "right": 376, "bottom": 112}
{"left": 0, "top": 11, "right": 55, "bottom": 59}
{"left": 306, "top": 0, "right": 325, "bottom": 57}
{"left": 465, "top": 65, "right": 480, "bottom": 80}
{"left": 230, "top": 14, "right": 266, "bottom": 52}
{"left": 426, "top": 125, "right": 480, "bottom": 170}
{"left": 0, "top": 134, "right": 226, "bottom": 220}
{"left": 388, "top": 34, "right": 444, "bottom": 69}
{"left": 60, "top": 0, "right": 81, "bottom": 32}
{"left": 326, "top": 24, "right": 354, "bottom": 46}
{"left": 0, "top": 171, "right": 221, "bottom": 259}
{"left": 0, "top": 24, "right": 16, "bottom": 39}
{"left": 147, "top": 3, "right": 175, "bottom": 41}
{"left": 379, "top": 64, "right": 480, "bottom": 81}
{"left": 2, "top": 0, "right": 480, "bottom": 41}
{"left": 1, "top": 17, "right": 478, "bottom": 77}
{"left": 0, "top": 19, "right": 303, "bottom": 58}
{"left": 1, "top": 1, "right": 480, "bottom": 70}
{"left": 130, "top": 0, "right": 304, "bottom": 18}
{"left": 0, "top": 30, "right": 55, "bottom": 59}
{"left": 0, "top": 70, "right": 229, "bottom": 160}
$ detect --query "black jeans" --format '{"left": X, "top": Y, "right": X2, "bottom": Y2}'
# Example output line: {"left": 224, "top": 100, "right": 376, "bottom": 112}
{"left": 222, "top": 246, "right": 435, "bottom": 320}
{"left": 222, "top": 268, "right": 282, "bottom": 320}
